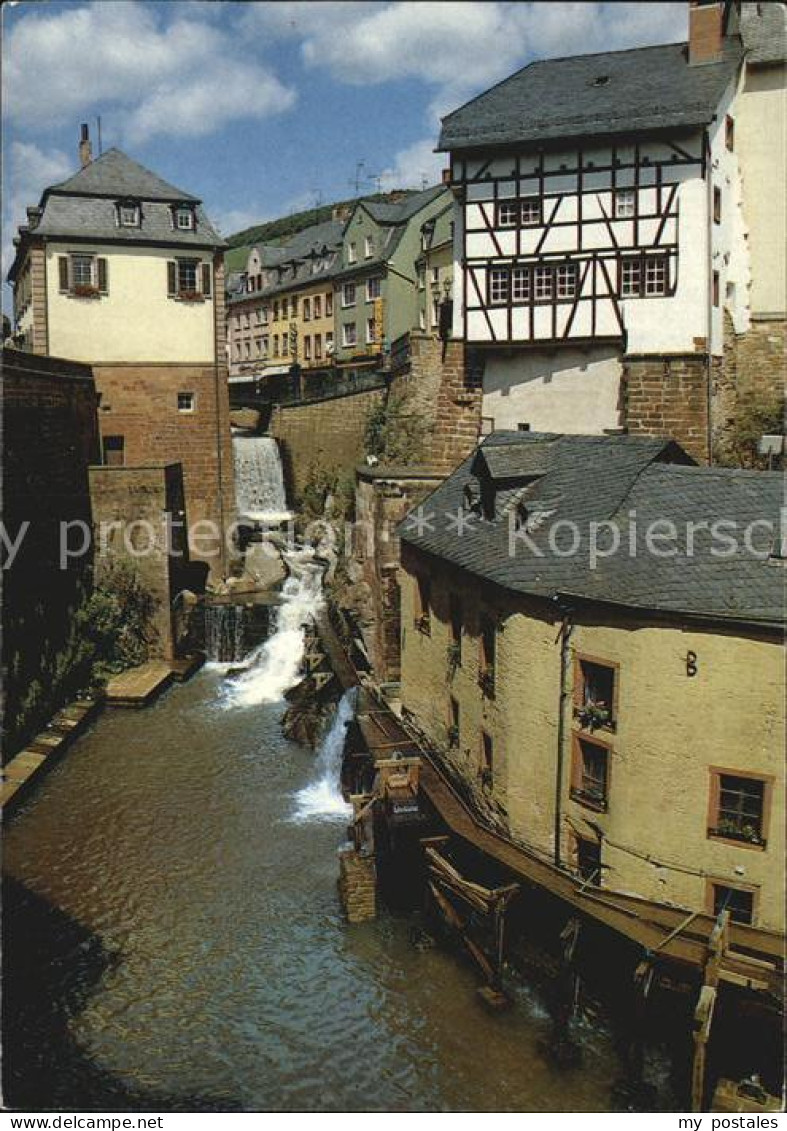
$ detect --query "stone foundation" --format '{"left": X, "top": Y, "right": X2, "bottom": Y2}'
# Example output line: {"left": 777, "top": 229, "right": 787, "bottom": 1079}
{"left": 338, "top": 845, "right": 377, "bottom": 923}
{"left": 714, "top": 314, "right": 786, "bottom": 457}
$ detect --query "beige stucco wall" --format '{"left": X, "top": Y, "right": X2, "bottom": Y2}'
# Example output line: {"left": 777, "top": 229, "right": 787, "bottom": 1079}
{"left": 400, "top": 553, "right": 785, "bottom": 931}
{"left": 737, "top": 65, "right": 787, "bottom": 316}
{"left": 45, "top": 243, "right": 216, "bottom": 363}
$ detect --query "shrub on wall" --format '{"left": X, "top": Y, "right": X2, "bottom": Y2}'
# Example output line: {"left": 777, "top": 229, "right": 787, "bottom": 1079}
{"left": 364, "top": 389, "right": 432, "bottom": 465}
{"left": 715, "top": 393, "right": 785, "bottom": 469}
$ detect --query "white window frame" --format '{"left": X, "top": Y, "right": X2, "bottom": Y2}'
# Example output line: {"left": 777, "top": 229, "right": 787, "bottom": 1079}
{"left": 489, "top": 267, "right": 509, "bottom": 305}
{"left": 366, "top": 318, "right": 376, "bottom": 345}
{"left": 347, "top": 241, "right": 357, "bottom": 264}
{"left": 556, "top": 263, "right": 578, "bottom": 299}
{"left": 175, "top": 207, "right": 195, "bottom": 231}
{"left": 342, "top": 322, "right": 357, "bottom": 347}
{"left": 177, "top": 391, "right": 195, "bottom": 413}
{"left": 342, "top": 282, "right": 356, "bottom": 308}
{"left": 511, "top": 267, "right": 530, "bottom": 303}
{"left": 313, "top": 295, "right": 322, "bottom": 319}
{"left": 364, "top": 235, "right": 373, "bottom": 258}
{"left": 534, "top": 266, "right": 553, "bottom": 300}
{"left": 366, "top": 277, "right": 381, "bottom": 302}
{"left": 119, "top": 203, "right": 140, "bottom": 228}
{"left": 521, "top": 198, "right": 541, "bottom": 226}
{"left": 71, "top": 254, "right": 95, "bottom": 288}
{"left": 177, "top": 259, "right": 199, "bottom": 294}
{"left": 621, "top": 258, "right": 641, "bottom": 298}
{"left": 614, "top": 189, "right": 636, "bottom": 219}
{"left": 644, "top": 256, "right": 667, "bottom": 297}
{"left": 498, "top": 202, "right": 518, "bottom": 228}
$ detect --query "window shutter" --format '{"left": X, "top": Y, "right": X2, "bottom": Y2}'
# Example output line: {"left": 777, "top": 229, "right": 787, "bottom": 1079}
{"left": 167, "top": 261, "right": 177, "bottom": 296}
{"left": 58, "top": 256, "right": 70, "bottom": 292}
{"left": 97, "top": 258, "right": 108, "bottom": 294}
{"left": 201, "top": 262, "right": 212, "bottom": 296}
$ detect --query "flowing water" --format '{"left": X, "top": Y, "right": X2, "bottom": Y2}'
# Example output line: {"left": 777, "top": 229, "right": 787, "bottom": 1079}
{"left": 2, "top": 555, "right": 624, "bottom": 1112}
{"left": 232, "top": 435, "right": 291, "bottom": 524}
{"left": 204, "top": 604, "right": 246, "bottom": 664}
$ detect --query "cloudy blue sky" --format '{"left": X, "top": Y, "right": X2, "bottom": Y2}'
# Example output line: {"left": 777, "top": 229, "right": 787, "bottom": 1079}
{"left": 2, "top": 0, "right": 686, "bottom": 307}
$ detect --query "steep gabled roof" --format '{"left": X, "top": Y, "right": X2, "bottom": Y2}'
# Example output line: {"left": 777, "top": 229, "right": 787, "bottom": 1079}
{"left": 399, "top": 432, "right": 784, "bottom": 627}
{"left": 740, "top": 0, "right": 787, "bottom": 64}
{"left": 438, "top": 40, "right": 742, "bottom": 153}
{"left": 49, "top": 148, "right": 199, "bottom": 201}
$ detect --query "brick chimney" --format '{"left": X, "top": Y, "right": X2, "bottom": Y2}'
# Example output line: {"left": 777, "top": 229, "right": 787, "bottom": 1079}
{"left": 79, "top": 123, "right": 92, "bottom": 168}
{"left": 688, "top": 1, "right": 724, "bottom": 65}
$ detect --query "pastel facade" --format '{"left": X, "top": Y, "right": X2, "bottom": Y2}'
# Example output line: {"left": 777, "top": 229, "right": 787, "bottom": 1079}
{"left": 399, "top": 432, "right": 785, "bottom": 936}
{"left": 8, "top": 137, "right": 235, "bottom": 577}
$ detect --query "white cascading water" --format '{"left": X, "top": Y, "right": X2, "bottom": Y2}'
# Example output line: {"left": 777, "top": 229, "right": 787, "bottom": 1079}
{"left": 233, "top": 435, "right": 291, "bottom": 523}
{"left": 221, "top": 549, "right": 323, "bottom": 708}
{"left": 292, "top": 688, "right": 356, "bottom": 823}
{"left": 204, "top": 604, "right": 246, "bottom": 664}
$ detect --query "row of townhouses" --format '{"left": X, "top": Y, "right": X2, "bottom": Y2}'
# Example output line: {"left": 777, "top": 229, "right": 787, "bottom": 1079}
{"left": 225, "top": 185, "right": 452, "bottom": 379}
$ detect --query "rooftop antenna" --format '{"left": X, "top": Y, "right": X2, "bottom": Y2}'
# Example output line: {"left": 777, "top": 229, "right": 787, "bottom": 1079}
{"left": 420, "top": 173, "right": 428, "bottom": 190}
{"left": 349, "top": 160, "right": 365, "bottom": 195}
{"left": 367, "top": 173, "right": 382, "bottom": 193}
{"left": 96, "top": 115, "right": 103, "bottom": 156}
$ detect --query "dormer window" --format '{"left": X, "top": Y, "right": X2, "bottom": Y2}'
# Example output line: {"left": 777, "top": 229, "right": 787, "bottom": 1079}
{"left": 117, "top": 201, "right": 141, "bottom": 228}
{"left": 174, "top": 205, "right": 195, "bottom": 231}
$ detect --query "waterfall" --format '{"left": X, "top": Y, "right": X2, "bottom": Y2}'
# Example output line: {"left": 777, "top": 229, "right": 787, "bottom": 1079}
{"left": 220, "top": 549, "right": 323, "bottom": 708}
{"left": 292, "top": 689, "right": 356, "bottom": 823}
{"left": 204, "top": 604, "right": 246, "bottom": 663}
{"left": 233, "top": 435, "right": 291, "bottom": 523}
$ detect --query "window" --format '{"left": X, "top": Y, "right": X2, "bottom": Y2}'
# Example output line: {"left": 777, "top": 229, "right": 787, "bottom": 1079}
{"left": 366, "top": 276, "right": 381, "bottom": 301}
{"left": 481, "top": 732, "right": 493, "bottom": 787}
{"left": 575, "top": 835, "right": 601, "bottom": 885}
{"left": 621, "top": 258, "right": 641, "bottom": 298}
{"left": 313, "top": 295, "right": 322, "bottom": 319}
{"left": 448, "top": 697, "right": 460, "bottom": 746}
{"left": 713, "top": 270, "right": 720, "bottom": 307}
{"left": 366, "top": 318, "right": 376, "bottom": 345}
{"left": 534, "top": 266, "right": 553, "bottom": 300}
{"left": 644, "top": 256, "right": 667, "bottom": 296}
{"left": 415, "top": 574, "right": 431, "bottom": 634}
{"left": 118, "top": 202, "right": 140, "bottom": 227}
{"left": 710, "top": 883, "right": 754, "bottom": 925}
{"left": 244, "top": 341, "right": 251, "bottom": 359}
{"left": 556, "top": 263, "right": 578, "bottom": 299}
{"left": 177, "top": 391, "right": 195, "bottom": 413}
{"left": 282, "top": 298, "right": 289, "bottom": 319}
{"left": 713, "top": 186, "right": 722, "bottom": 224}
{"left": 325, "top": 330, "right": 334, "bottom": 353}
{"left": 489, "top": 267, "right": 509, "bottom": 305}
{"left": 347, "top": 241, "right": 357, "bottom": 264}
{"left": 497, "top": 201, "right": 519, "bottom": 227}
{"left": 342, "top": 322, "right": 357, "bottom": 347}
{"left": 72, "top": 254, "right": 94, "bottom": 287}
{"left": 255, "top": 337, "right": 262, "bottom": 357}
{"left": 512, "top": 267, "right": 530, "bottom": 302}
{"left": 175, "top": 206, "right": 194, "bottom": 231}
{"left": 325, "top": 292, "right": 333, "bottom": 316}
{"left": 304, "top": 336, "right": 312, "bottom": 360}
{"left": 243, "top": 313, "right": 250, "bottom": 330}
{"left": 281, "top": 334, "right": 288, "bottom": 356}
{"left": 314, "top": 333, "right": 322, "bottom": 360}
{"left": 479, "top": 614, "right": 495, "bottom": 697}
{"left": 614, "top": 189, "right": 636, "bottom": 219}
{"left": 431, "top": 297, "right": 440, "bottom": 329}
{"left": 449, "top": 593, "right": 462, "bottom": 651}
{"left": 342, "top": 282, "right": 356, "bottom": 308}
{"left": 521, "top": 197, "right": 541, "bottom": 225}
{"left": 419, "top": 309, "right": 426, "bottom": 331}
{"left": 364, "top": 235, "right": 373, "bottom": 258}
{"left": 418, "top": 267, "right": 426, "bottom": 291}
{"left": 431, "top": 266, "right": 440, "bottom": 285}
{"left": 262, "top": 306, "right": 270, "bottom": 324}
{"left": 273, "top": 335, "right": 279, "bottom": 357}
{"left": 725, "top": 115, "right": 735, "bottom": 152}
{"left": 273, "top": 301, "right": 279, "bottom": 320}
{"left": 709, "top": 771, "right": 768, "bottom": 847}
{"left": 571, "top": 736, "right": 609, "bottom": 810}
{"left": 102, "top": 435, "right": 125, "bottom": 467}
{"left": 574, "top": 657, "right": 617, "bottom": 730}
{"left": 303, "top": 297, "right": 311, "bottom": 321}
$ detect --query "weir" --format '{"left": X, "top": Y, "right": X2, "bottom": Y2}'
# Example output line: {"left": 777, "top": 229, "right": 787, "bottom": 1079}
{"left": 232, "top": 434, "right": 291, "bottom": 524}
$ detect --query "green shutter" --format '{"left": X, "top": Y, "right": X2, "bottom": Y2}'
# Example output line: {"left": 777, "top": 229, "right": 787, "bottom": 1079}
{"left": 97, "top": 258, "right": 108, "bottom": 294}
{"left": 201, "top": 262, "right": 212, "bottom": 296}
{"left": 58, "top": 256, "right": 69, "bottom": 292}
{"left": 167, "top": 261, "right": 177, "bottom": 296}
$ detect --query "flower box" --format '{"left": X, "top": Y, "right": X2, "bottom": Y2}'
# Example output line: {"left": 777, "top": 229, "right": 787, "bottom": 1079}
{"left": 177, "top": 289, "right": 204, "bottom": 302}
{"left": 71, "top": 284, "right": 100, "bottom": 298}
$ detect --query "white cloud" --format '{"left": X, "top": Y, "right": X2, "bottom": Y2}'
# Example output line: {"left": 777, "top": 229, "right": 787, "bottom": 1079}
{"left": 379, "top": 138, "right": 446, "bottom": 192}
{"left": 2, "top": 2, "right": 296, "bottom": 143}
{"left": 2, "top": 141, "right": 72, "bottom": 294}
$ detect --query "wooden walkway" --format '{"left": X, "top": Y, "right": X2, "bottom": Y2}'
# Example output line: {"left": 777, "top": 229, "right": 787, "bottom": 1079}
{"left": 1, "top": 698, "right": 101, "bottom": 813}
{"left": 354, "top": 687, "right": 783, "bottom": 998}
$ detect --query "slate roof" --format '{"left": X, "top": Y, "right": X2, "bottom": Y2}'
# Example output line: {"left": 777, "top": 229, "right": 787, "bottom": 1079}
{"left": 363, "top": 185, "right": 445, "bottom": 223}
{"left": 438, "top": 41, "right": 742, "bottom": 152}
{"left": 226, "top": 217, "right": 345, "bottom": 306}
{"left": 399, "top": 432, "right": 785, "bottom": 627}
{"left": 740, "top": 0, "right": 787, "bottom": 65}
{"left": 32, "top": 195, "right": 223, "bottom": 248}
{"left": 49, "top": 149, "right": 199, "bottom": 201}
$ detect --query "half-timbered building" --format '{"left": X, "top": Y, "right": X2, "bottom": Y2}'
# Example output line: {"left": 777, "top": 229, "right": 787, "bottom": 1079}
{"left": 438, "top": 1, "right": 785, "bottom": 461}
